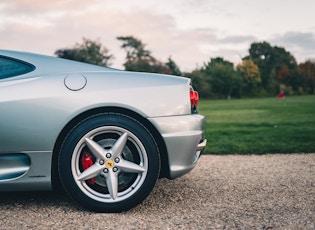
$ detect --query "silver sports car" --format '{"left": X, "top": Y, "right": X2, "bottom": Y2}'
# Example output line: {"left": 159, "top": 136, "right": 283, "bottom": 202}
{"left": 0, "top": 50, "right": 206, "bottom": 212}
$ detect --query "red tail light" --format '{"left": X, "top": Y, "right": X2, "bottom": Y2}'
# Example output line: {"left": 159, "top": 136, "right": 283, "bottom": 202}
{"left": 190, "top": 88, "right": 199, "bottom": 107}
{"left": 194, "top": 91, "right": 199, "bottom": 107}
{"left": 190, "top": 88, "right": 199, "bottom": 113}
{"left": 190, "top": 89, "right": 195, "bottom": 107}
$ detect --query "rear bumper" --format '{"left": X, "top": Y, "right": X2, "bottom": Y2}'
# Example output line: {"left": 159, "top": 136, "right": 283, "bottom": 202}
{"left": 148, "top": 114, "right": 206, "bottom": 179}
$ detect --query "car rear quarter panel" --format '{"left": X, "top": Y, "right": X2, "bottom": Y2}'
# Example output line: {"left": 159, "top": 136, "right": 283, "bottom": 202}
{"left": 0, "top": 71, "right": 191, "bottom": 152}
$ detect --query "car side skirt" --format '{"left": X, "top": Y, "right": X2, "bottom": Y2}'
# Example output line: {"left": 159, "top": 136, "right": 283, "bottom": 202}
{"left": 0, "top": 151, "right": 52, "bottom": 191}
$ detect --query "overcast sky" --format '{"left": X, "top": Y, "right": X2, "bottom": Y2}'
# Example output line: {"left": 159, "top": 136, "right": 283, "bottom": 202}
{"left": 1, "top": 0, "right": 314, "bottom": 71}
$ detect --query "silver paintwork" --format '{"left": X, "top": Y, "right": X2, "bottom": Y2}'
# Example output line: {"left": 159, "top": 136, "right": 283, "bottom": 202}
{"left": 0, "top": 49, "right": 206, "bottom": 191}
{"left": 148, "top": 114, "right": 205, "bottom": 178}
{"left": 0, "top": 153, "right": 30, "bottom": 181}
{"left": 0, "top": 151, "right": 52, "bottom": 190}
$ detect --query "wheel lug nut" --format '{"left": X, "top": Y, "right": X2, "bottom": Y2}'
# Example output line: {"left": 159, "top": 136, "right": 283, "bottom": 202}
{"left": 99, "top": 159, "right": 104, "bottom": 165}
{"left": 113, "top": 167, "right": 118, "bottom": 172}
{"left": 106, "top": 153, "right": 112, "bottom": 158}
{"left": 103, "top": 168, "right": 109, "bottom": 173}
{"left": 114, "top": 158, "right": 120, "bottom": 163}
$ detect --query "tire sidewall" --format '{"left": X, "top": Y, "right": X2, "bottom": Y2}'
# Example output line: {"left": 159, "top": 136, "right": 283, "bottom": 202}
{"left": 58, "top": 113, "right": 160, "bottom": 212}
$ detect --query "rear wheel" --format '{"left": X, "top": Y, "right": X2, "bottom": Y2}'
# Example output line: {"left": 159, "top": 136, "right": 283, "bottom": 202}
{"left": 58, "top": 113, "right": 160, "bottom": 212}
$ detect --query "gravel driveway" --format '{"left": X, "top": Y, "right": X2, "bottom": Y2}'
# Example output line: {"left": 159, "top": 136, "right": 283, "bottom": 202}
{"left": 1, "top": 154, "right": 314, "bottom": 229}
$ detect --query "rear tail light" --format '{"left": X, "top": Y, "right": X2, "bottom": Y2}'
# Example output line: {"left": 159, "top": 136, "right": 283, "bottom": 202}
{"left": 190, "top": 87, "right": 199, "bottom": 113}
{"left": 194, "top": 91, "right": 199, "bottom": 106}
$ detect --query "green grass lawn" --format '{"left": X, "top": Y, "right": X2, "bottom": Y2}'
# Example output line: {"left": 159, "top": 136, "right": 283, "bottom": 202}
{"left": 199, "top": 95, "right": 315, "bottom": 154}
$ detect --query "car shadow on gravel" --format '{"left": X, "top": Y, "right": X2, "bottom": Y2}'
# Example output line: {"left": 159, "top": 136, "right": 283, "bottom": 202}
{"left": 0, "top": 191, "right": 82, "bottom": 211}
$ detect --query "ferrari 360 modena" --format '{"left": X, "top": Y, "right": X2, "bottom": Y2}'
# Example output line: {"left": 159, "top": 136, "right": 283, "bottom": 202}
{"left": 0, "top": 50, "right": 206, "bottom": 212}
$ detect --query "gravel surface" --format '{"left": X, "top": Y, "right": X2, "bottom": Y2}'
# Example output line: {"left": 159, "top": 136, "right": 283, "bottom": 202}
{"left": 0, "top": 154, "right": 314, "bottom": 229}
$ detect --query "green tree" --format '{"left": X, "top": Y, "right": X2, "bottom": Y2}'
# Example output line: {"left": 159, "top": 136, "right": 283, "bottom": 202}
{"left": 203, "top": 57, "right": 241, "bottom": 99}
{"left": 184, "top": 70, "right": 211, "bottom": 98}
{"left": 55, "top": 38, "right": 114, "bottom": 67}
{"left": 298, "top": 60, "right": 315, "bottom": 94}
{"left": 273, "top": 46, "right": 299, "bottom": 91}
{"left": 117, "top": 35, "right": 173, "bottom": 74}
{"left": 246, "top": 41, "right": 298, "bottom": 95}
{"left": 166, "top": 57, "right": 182, "bottom": 76}
{"left": 117, "top": 36, "right": 150, "bottom": 59}
{"left": 246, "top": 42, "right": 276, "bottom": 93}
{"left": 237, "top": 59, "right": 261, "bottom": 96}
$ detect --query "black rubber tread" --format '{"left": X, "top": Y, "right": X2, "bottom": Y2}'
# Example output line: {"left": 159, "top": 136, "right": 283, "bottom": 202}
{"left": 58, "top": 112, "right": 160, "bottom": 212}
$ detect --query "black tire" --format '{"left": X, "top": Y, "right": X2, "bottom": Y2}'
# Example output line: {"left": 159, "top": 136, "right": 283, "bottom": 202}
{"left": 58, "top": 113, "right": 160, "bottom": 212}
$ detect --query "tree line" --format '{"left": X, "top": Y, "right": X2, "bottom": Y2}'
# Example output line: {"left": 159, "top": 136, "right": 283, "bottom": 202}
{"left": 55, "top": 37, "right": 315, "bottom": 99}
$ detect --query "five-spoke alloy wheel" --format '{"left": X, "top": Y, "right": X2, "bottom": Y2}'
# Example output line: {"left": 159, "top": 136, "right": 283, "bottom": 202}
{"left": 59, "top": 113, "right": 160, "bottom": 212}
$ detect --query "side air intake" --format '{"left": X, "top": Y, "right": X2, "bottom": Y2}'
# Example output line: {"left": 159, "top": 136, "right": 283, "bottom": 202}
{"left": 0, "top": 153, "right": 30, "bottom": 181}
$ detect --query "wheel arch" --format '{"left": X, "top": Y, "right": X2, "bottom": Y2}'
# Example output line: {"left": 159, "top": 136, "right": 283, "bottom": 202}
{"left": 51, "top": 106, "right": 170, "bottom": 191}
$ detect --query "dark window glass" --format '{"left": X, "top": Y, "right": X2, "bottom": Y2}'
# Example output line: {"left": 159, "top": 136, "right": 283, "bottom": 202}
{"left": 0, "top": 56, "right": 35, "bottom": 79}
